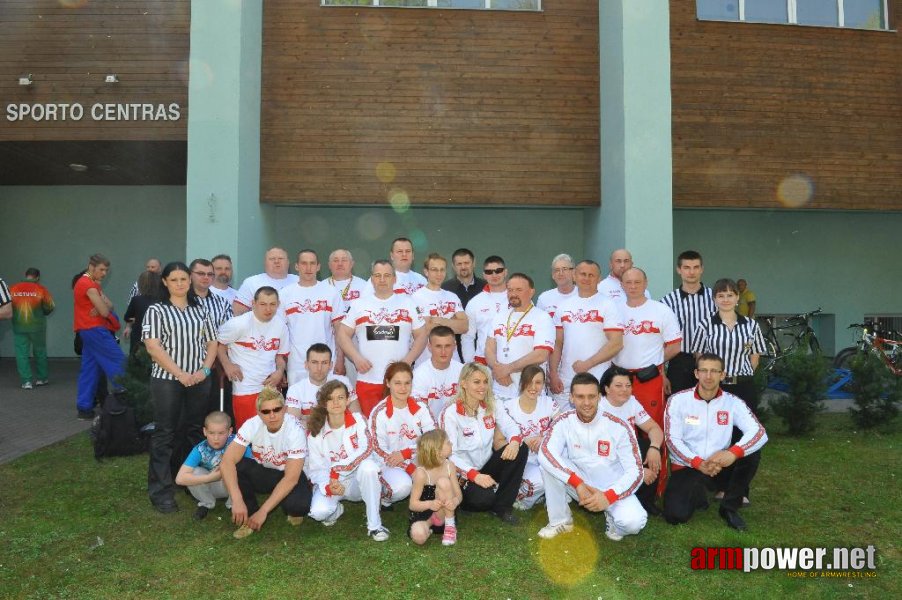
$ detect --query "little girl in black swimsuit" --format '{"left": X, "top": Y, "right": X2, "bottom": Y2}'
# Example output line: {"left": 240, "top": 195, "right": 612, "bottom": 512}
{"left": 408, "top": 430, "right": 463, "bottom": 546}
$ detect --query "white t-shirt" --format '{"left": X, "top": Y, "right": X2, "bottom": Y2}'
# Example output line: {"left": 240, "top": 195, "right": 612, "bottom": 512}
{"left": 536, "top": 287, "right": 577, "bottom": 320}
{"left": 364, "top": 270, "right": 427, "bottom": 297}
{"left": 597, "top": 275, "right": 651, "bottom": 306}
{"left": 234, "top": 272, "right": 300, "bottom": 310}
{"left": 616, "top": 299, "right": 682, "bottom": 369}
{"left": 412, "top": 359, "right": 464, "bottom": 421}
{"left": 600, "top": 395, "right": 651, "bottom": 429}
{"left": 554, "top": 293, "right": 624, "bottom": 383}
{"left": 209, "top": 285, "right": 238, "bottom": 306}
{"left": 489, "top": 305, "right": 555, "bottom": 398}
{"left": 234, "top": 414, "right": 307, "bottom": 471}
{"left": 285, "top": 373, "right": 355, "bottom": 417}
{"left": 462, "top": 288, "right": 508, "bottom": 363}
{"left": 326, "top": 275, "right": 368, "bottom": 308}
{"left": 410, "top": 286, "right": 464, "bottom": 366}
{"left": 279, "top": 281, "right": 346, "bottom": 384}
{"left": 217, "top": 312, "right": 290, "bottom": 396}
{"left": 342, "top": 294, "right": 425, "bottom": 384}
{"left": 496, "top": 395, "right": 559, "bottom": 466}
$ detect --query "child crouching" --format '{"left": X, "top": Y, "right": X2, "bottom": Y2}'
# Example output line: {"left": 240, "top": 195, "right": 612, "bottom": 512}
{"left": 409, "top": 429, "right": 462, "bottom": 546}
{"left": 175, "top": 411, "right": 233, "bottom": 520}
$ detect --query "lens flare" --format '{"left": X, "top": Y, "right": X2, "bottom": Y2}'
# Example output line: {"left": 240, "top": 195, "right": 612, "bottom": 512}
{"left": 533, "top": 511, "right": 599, "bottom": 587}
{"left": 355, "top": 211, "right": 387, "bottom": 242}
{"left": 388, "top": 188, "right": 410, "bottom": 213}
{"left": 299, "top": 216, "right": 329, "bottom": 245}
{"left": 376, "top": 162, "right": 396, "bottom": 184}
{"left": 188, "top": 58, "right": 215, "bottom": 90}
{"left": 777, "top": 174, "right": 814, "bottom": 208}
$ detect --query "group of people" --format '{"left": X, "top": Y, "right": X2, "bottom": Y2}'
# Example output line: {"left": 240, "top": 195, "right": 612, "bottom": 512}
{"left": 63, "top": 238, "right": 768, "bottom": 544}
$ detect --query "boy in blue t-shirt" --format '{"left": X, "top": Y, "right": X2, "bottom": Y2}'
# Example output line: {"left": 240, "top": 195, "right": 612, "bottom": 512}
{"left": 176, "top": 411, "right": 234, "bottom": 520}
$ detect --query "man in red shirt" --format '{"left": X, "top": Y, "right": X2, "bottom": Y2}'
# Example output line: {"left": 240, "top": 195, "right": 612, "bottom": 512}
{"left": 10, "top": 268, "right": 55, "bottom": 389}
{"left": 74, "top": 254, "right": 126, "bottom": 420}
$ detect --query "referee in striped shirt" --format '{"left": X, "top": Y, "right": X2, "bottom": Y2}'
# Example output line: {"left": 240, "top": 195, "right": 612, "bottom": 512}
{"left": 0, "top": 276, "right": 11, "bottom": 320}
{"left": 661, "top": 251, "right": 715, "bottom": 395}
{"left": 689, "top": 278, "right": 767, "bottom": 413}
{"left": 190, "top": 258, "right": 235, "bottom": 415}
{"left": 143, "top": 261, "right": 219, "bottom": 514}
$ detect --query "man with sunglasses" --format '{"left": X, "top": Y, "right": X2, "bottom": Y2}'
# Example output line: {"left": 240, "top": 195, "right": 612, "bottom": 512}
{"left": 461, "top": 256, "right": 509, "bottom": 364}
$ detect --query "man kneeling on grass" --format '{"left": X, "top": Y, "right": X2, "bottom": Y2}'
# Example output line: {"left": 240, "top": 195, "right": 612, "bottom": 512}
{"left": 537, "top": 372, "right": 647, "bottom": 542}
{"left": 175, "top": 411, "right": 234, "bottom": 521}
{"left": 663, "top": 353, "right": 767, "bottom": 531}
{"left": 220, "top": 387, "right": 312, "bottom": 539}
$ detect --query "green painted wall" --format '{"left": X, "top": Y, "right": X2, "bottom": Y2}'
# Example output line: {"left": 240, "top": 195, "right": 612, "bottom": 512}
{"left": 0, "top": 186, "right": 186, "bottom": 357}
{"left": 269, "top": 205, "right": 586, "bottom": 292}
{"left": 672, "top": 208, "right": 902, "bottom": 355}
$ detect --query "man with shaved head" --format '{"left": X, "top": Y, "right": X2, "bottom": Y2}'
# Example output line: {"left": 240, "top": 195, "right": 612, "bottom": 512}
{"left": 233, "top": 247, "right": 299, "bottom": 316}
{"left": 597, "top": 249, "right": 650, "bottom": 306}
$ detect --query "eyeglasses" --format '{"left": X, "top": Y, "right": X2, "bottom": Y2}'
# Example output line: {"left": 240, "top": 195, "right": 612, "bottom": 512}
{"left": 484, "top": 267, "right": 505, "bottom": 275}
{"left": 192, "top": 271, "right": 214, "bottom": 277}
{"left": 552, "top": 267, "right": 574, "bottom": 274}
{"left": 259, "top": 406, "right": 284, "bottom": 415}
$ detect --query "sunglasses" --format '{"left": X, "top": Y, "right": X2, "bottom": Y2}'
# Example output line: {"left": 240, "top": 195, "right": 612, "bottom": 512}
{"left": 484, "top": 267, "right": 505, "bottom": 275}
{"left": 192, "top": 271, "right": 214, "bottom": 277}
{"left": 260, "top": 406, "right": 284, "bottom": 415}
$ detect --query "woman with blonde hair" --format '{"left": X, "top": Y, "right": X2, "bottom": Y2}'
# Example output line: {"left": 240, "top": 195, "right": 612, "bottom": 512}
{"left": 439, "top": 362, "right": 528, "bottom": 524}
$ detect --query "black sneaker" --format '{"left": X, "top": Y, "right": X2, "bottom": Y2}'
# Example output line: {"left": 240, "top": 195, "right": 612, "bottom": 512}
{"left": 154, "top": 501, "right": 180, "bottom": 514}
{"left": 193, "top": 506, "right": 210, "bottom": 521}
{"left": 77, "top": 410, "right": 95, "bottom": 421}
{"left": 494, "top": 510, "right": 520, "bottom": 525}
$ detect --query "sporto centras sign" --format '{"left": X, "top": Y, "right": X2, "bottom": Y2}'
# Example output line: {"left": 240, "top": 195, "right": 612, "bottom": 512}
{"left": 6, "top": 102, "right": 181, "bottom": 122}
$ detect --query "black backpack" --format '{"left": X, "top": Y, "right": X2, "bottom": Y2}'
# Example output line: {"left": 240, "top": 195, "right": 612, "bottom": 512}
{"left": 91, "top": 392, "right": 148, "bottom": 459}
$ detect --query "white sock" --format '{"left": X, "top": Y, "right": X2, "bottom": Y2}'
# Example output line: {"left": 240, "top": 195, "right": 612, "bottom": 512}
{"left": 445, "top": 516, "right": 455, "bottom": 527}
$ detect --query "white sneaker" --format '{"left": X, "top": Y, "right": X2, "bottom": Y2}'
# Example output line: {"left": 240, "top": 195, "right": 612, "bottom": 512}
{"left": 322, "top": 503, "right": 344, "bottom": 527}
{"left": 537, "top": 521, "right": 574, "bottom": 539}
{"left": 512, "top": 500, "right": 527, "bottom": 511}
{"left": 604, "top": 512, "right": 623, "bottom": 542}
{"left": 368, "top": 526, "right": 390, "bottom": 542}
{"left": 21, "top": 382, "right": 33, "bottom": 390}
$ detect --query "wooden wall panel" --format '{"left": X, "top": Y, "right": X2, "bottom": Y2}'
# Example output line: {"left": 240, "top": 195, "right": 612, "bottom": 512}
{"left": 0, "top": 0, "right": 189, "bottom": 142}
{"left": 670, "top": 0, "right": 902, "bottom": 210}
{"left": 260, "top": 2, "right": 600, "bottom": 206}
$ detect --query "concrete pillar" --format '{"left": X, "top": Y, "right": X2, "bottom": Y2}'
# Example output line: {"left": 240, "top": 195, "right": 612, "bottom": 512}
{"left": 185, "top": 0, "right": 272, "bottom": 279}
{"left": 586, "top": 0, "right": 674, "bottom": 297}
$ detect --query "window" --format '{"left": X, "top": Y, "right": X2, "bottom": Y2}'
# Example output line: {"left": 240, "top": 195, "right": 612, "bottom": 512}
{"left": 323, "top": 0, "right": 541, "bottom": 10}
{"left": 696, "top": 0, "right": 889, "bottom": 30}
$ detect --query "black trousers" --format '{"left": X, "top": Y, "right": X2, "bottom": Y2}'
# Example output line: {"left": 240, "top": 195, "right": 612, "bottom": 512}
{"left": 461, "top": 444, "right": 529, "bottom": 514}
{"left": 635, "top": 436, "right": 658, "bottom": 510}
{"left": 147, "top": 377, "right": 211, "bottom": 505}
{"left": 236, "top": 458, "right": 312, "bottom": 517}
{"left": 723, "top": 376, "right": 760, "bottom": 498}
{"left": 663, "top": 451, "right": 761, "bottom": 524}
{"left": 666, "top": 352, "right": 697, "bottom": 395}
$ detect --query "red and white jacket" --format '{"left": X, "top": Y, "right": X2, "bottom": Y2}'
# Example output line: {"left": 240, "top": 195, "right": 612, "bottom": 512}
{"left": 441, "top": 400, "right": 498, "bottom": 482}
{"left": 665, "top": 387, "right": 768, "bottom": 469}
{"left": 538, "top": 409, "right": 643, "bottom": 506}
{"left": 305, "top": 410, "right": 373, "bottom": 496}
{"left": 369, "top": 397, "right": 436, "bottom": 476}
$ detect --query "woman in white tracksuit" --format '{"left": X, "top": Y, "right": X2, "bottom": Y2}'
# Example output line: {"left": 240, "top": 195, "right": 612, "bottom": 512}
{"left": 305, "top": 379, "right": 390, "bottom": 542}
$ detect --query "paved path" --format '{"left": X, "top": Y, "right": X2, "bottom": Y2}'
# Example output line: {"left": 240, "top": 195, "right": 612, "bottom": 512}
{"left": 0, "top": 358, "right": 92, "bottom": 464}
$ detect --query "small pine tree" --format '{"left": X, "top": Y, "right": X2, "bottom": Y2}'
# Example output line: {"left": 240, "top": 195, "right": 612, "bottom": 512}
{"left": 114, "top": 348, "right": 154, "bottom": 426}
{"left": 849, "top": 351, "right": 900, "bottom": 429}
{"left": 770, "top": 337, "right": 827, "bottom": 435}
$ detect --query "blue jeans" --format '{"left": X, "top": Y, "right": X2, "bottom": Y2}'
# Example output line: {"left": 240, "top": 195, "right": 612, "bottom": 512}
{"left": 76, "top": 327, "right": 125, "bottom": 411}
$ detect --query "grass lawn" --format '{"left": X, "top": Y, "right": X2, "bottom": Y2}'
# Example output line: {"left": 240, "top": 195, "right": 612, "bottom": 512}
{"left": 0, "top": 413, "right": 897, "bottom": 599}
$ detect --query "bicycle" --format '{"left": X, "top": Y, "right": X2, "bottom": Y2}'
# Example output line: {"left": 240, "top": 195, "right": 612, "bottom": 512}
{"left": 833, "top": 322, "right": 902, "bottom": 377}
{"left": 758, "top": 308, "right": 823, "bottom": 376}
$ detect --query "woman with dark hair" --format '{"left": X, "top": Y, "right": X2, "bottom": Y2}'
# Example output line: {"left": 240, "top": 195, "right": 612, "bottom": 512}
{"left": 368, "top": 361, "right": 436, "bottom": 509}
{"left": 496, "top": 364, "right": 559, "bottom": 510}
{"left": 142, "top": 261, "right": 218, "bottom": 513}
{"left": 73, "top": 254, "right": 126, "bottom": 420}
{"left": 440, "top": 362, "right": 529, "bottom": 524}
{"left": 124, "top": 270, "right": 162, "bottom": 357}
{"left": 599, "top": 365, "right": 665, "bottom": 515}
{"left": 306, "top": 380, "right": 389, "bottom": 541}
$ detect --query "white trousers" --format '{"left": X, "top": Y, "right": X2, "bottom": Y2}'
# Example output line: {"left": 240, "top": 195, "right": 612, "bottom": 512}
{"left": 516, "top": 462, "right": 546, "bottom": 509}
{"left": 379, "top": 466, "right": 413, "bottom": 505}
{"left": 187, "top": 467, "right": 230, "bottom": 509}
{"left": 308, "top": 458, "right": 383, "bottom": 531}
{"left": 541, "top": 465, "right": 647, "bottom": 538}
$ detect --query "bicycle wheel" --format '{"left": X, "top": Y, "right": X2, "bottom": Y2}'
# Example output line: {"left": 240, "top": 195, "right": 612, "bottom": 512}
{"left": 833, "top": 347, "right": 857, "bottom": 370}
{"left": 807, "top": 333, "right": 821, "bottom": 356}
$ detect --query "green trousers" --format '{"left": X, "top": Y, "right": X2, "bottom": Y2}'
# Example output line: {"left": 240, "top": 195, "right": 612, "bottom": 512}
{"left": 14, "top": 331, "right": 48, "bottom": 384}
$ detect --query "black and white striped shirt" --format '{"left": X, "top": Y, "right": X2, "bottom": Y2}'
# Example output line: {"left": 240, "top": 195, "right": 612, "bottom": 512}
{"left": 0, "top": 278, "right": 11, "bottom": 307}
{"left": 142, "top": 302, "right": 216, "bottom": 380}
{"left": 661, "top": 285, "right": 715, "bottom": 353}
{"left": 196, "top": 291, "right": 232, "bottom": 328}
{"left": 690, "top": 314, "right": 767, "bottom": 377}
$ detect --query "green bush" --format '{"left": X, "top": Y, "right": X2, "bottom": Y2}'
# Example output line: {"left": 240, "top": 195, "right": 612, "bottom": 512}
{"left": 769, "top": 338, "right": 827, "bottom": 435}
{"left": 115, "top": 347, "right": 154, "bottom": 426}
{"left": 849, "top": 350, "right": 901, "bottom": 429}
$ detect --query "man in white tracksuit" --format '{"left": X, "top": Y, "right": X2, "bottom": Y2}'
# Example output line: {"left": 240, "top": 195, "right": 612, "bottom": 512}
{"left": 537, "top": 372, "right": 647, "bottom": 541}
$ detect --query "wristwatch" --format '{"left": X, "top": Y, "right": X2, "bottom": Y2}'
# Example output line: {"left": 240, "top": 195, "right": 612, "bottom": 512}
{"left": 202, "top": 367, "right": 212, "bottom": 377}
